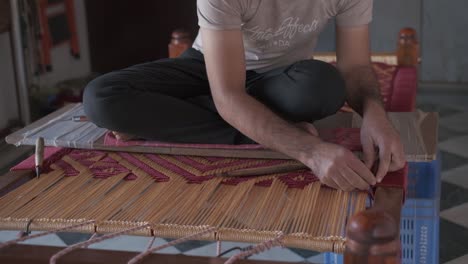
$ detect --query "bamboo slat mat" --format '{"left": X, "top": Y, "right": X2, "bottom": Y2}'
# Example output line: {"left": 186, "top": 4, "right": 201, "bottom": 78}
{"left": 0, "top": 149, "right": 371, "bottom": 253}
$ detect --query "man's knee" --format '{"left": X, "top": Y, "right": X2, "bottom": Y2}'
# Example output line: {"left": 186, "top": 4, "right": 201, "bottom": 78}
{"left": 83, "top": 74, "right": 126, "bottom": 129}
{"left": 287, "top": 60, "right": 346, "bottom": 121}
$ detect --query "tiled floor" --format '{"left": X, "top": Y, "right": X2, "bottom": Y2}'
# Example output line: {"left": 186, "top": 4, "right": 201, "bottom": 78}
{"left": 418, "top": 91, "right": 468, "bottom": 263}
{"left": 0, "top": 90, "right": 467, "bottom": 263}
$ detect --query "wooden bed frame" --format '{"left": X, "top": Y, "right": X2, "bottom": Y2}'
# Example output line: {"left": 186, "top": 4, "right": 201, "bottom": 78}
{"left": 0, "top": 243, "right": 302, "bottom": 264}
{"left": 0, "top": 28, "right": 421, "bottom": 264}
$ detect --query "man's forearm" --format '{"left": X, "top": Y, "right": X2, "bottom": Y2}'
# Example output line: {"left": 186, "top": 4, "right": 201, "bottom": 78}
{"left": 340, "top": 65, "right": 384, "bottom": 116}
{"left": 201, "top": 28, "right": 322, "bottom": 165}
{"left": 214, "top": 91, "right": 322, "bottom": 163}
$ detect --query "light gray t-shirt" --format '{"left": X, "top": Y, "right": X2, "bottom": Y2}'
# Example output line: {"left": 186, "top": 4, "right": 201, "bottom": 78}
{"left": 193, "top": 0, "right": 373, "bottom": 72}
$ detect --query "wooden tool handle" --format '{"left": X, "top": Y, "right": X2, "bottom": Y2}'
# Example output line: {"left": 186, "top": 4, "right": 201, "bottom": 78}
{"left": 218, "top": 162, "right": 309, "bottom": 177}
{"left": 35, "top": 137, "right": 45, "bottom": 167}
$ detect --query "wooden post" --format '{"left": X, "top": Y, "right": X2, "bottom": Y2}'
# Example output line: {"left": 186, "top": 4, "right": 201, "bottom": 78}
{"left": 345, "top": 187, "right": 404, "bottom": 264}
{"left": 397, "top": 28, "right": 420, "bottom": 67}
{"left": 168, "top": 29, "right": 192, "bottom": 58}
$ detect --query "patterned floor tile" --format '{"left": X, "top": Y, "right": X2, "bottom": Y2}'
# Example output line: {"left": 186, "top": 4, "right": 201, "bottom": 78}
{"left": 56, "top": 232, "right": 92, "bottom": 245}
{"left": 168, "top": 239, "right": 214, "bottom": 253}
{"left": 306, "top": 253, "right": 325, "bottom": 263}
{"left": 438, "top": 126, "right": 467, "bottom": 143}
{"left": 417, "top": 103, "right": 461, "bottom": 117}
{"left": 443, "top": 165, "right": 468, "bottom": 189}
{"left": 88, "top": 236, "right": 180, "bottom": 254}
{"left": 439, "top": 135, "right": 468, "bottom": 159}
{"left": 182, "top": 241, "right": 305, "bottom": 262}
{"left": 440, "top": 113, "right": 468, "bottom": 133}
{"left": 441, "top": 202, "right": 468, "bottom": 229}
{"left": 444, "top": 254, "right": 468, "bottom": 264}
{"left": 440, "top": 182, "right": 468, "bottom": 211}
{"left": 440, "top": 218, "right": 468, "bottom": 263}
{"left": 0, "top": 231, "right": 66, "bottom": 247}
{"left": 248, "top": 247, "right": 305, "bottom": 262}
{"left": 439, "top": 151, "right": 468, "bottom": 172}
{"left": 417, "top": 94, "right": 468, "bottom": 111}
{"left": 0, "top": 231, "right": 18, "bottom": 242}
{"left": 289, "top": 247, "right": 321, "bottom": 259}
{"left": 182, "top": 241, "right": 250, "bottom": 258}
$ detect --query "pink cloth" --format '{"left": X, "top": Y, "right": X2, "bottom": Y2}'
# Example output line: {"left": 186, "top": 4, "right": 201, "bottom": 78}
{"left": 8, "top": 136, "right": 407, "bottom": 193}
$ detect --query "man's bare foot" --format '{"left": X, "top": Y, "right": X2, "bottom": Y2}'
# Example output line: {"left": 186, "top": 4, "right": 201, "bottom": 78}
{"left": 296, "top": 122, "right": 319, "bottom": 137}
{"left": 112, "top": 131, "right": 137, "bottom": 141}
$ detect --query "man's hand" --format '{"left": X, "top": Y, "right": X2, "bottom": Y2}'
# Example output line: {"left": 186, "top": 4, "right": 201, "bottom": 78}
{"left": 335, "top": 25, "right": 406, "bottom": 183}
{"left": 201, "top": 27, "right": 391, "bottom": 192}
{"left": 303, "top": 142, "right": 376, "bottom": 191}
{"left": 361, "top": 100, "right": 406, "bottom": 182}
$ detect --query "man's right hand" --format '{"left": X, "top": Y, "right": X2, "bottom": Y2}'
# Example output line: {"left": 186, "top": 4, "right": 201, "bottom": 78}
{"left": 303, "top": 142, "right": 377, "bottom": 191}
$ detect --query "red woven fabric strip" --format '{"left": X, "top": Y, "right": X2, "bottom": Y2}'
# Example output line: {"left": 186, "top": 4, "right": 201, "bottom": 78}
{"left": 375, "top": 163, "right": 408, "bottom": 192}
{"left": 9, "top": 128, "right": 407, "bottom": 192}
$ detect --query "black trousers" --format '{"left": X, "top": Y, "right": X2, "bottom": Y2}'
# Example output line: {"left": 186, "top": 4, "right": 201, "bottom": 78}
{"left": 83, "top": 48, "right": 346, "bottom": 144}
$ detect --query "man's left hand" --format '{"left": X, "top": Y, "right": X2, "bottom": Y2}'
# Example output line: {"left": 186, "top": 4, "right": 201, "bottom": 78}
{"left": 360, "top": 100, "right": 406, "bottom": 183}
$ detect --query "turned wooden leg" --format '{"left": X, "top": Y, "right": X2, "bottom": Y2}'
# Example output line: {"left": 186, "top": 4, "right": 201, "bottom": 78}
{"left": 345, "top": 187, "right": 404, "bottom": 264}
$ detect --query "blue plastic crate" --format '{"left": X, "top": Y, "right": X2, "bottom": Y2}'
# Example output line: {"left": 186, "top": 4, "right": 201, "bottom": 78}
{"left": 407, "top": 158, "right": 441, "bottom": 199}
{"left": 324, "top": 156, "right": 441, "bottom": 264}
{"left": 324, "top": 252, "right": 343, "bottom": 264}
{"left": 400, "top": 199, "right": 439, "bottom": 264}
{"left": 325, "top": 198, "right": 439, "bottom": 264}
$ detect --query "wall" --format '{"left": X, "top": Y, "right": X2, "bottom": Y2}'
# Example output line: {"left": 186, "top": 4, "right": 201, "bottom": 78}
{"left": 85, "top": 0, "right": 198, "bottom": 73}
{"left": 421, "top": 0, "right": 468, "bottom": 83}
{"left": 0, "top": 32, "right": 19, "bottom": 129}
{"left": 316, "top": 0, "right": 421, "bottom": 52}
{"left": 316, "top": 0, "right": 467, "bottom": 84}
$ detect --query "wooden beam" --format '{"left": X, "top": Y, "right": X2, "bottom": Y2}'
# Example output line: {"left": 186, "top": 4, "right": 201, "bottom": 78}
{"left": 0, "top": 244, "right": 309, "bottom": 264}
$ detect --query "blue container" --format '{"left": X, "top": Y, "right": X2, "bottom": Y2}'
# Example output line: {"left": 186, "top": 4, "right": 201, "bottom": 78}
{"left": 400, "top": 199, "right": 440, "bottom": 264}
{"left": 406, "top": 158, "right": 441, "bottom": 199}
{"left": 324, "top": 157, "right": 441, "bottom": 264}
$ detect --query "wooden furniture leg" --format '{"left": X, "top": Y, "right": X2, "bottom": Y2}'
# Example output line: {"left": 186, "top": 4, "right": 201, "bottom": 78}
{"left": 0, "top": 244, "right": 315, "bottom": 264}
{"left": 345, "top": 187, "right": 404, "bottom": 264}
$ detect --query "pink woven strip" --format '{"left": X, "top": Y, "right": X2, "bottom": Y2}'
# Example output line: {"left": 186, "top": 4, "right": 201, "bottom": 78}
{"left": 224, "top": 234, "right": 284, "bottom": 264}
{"left": 54, "top": 159, "right": 80, "bottom": 177}
{"left": 49, "top": 224, "right": 150, "bottom": 264}
{"left": 117, "top": 152, "right": 170, "bottom": 182}
{"left": 144, "top": 154, "right": 208, "bottom": 181}
{"left": 127, "top": 227, "right": 217, "bottom": 264}
{"left": 0, "top": 220, "right": 95, "bottom": 250}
